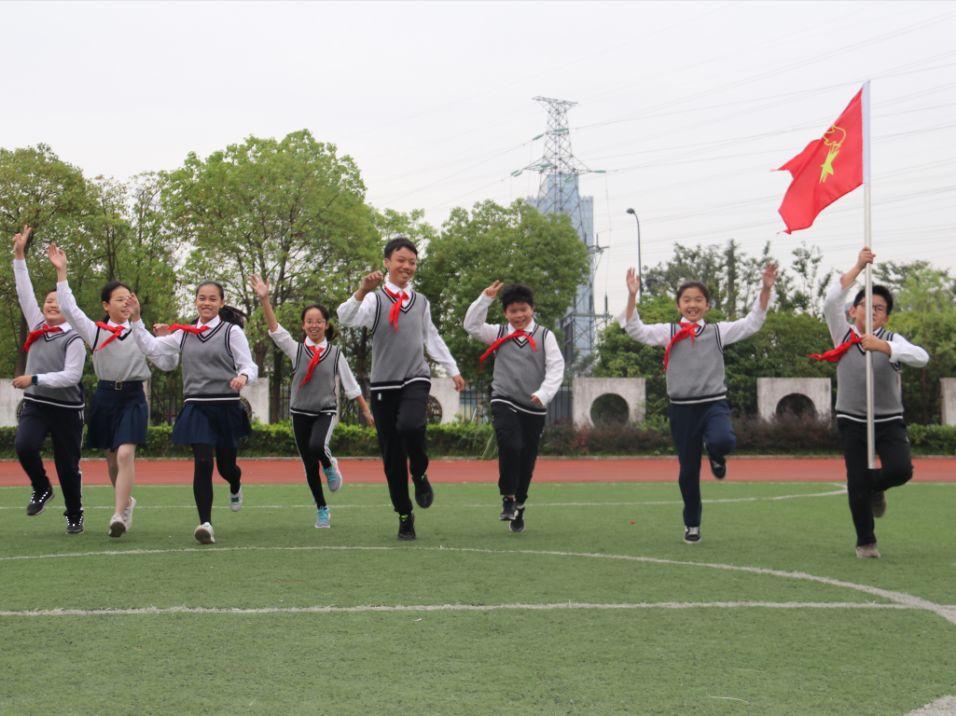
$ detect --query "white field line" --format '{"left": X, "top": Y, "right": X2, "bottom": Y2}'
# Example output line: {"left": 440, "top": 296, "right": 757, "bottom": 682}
{"left": 0, "top": 601, "right": 924, "bottom": 618}
{"left": 0, "top": 487, "right": 849, "bottom": 511}
{"left": 1, "top": 543, "right": 954, "bottom": 626}
{"left": 907, "top": 696, "right": 956, "bottom": 715}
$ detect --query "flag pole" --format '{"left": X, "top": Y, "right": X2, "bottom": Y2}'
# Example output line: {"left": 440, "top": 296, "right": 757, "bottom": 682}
{"left": 862, "top": 80, "right": 875, "bottom": 469}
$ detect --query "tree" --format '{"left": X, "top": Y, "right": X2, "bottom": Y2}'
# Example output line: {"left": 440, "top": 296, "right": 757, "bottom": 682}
{"left": 416, "top": 199, "right": 589, "bottom": 389}
{"left": 163, "top": 130, "right": 380, "bottom": 421}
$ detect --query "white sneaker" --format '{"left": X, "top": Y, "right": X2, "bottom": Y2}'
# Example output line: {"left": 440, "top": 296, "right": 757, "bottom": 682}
{"left": 108, "top": 514, "right": 126, "bottom": 538}
{"left": 122, "top": 496, "right": 137, "bottom": 530}
{"left": 229, "top": 487, "right": 243, "bottom": 512}
{"left": 194, "top": 522, "right": 215, "bottom": 544}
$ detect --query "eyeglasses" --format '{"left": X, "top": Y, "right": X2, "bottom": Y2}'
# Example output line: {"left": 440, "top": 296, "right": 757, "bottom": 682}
{"left": 855, "top": 303, "right": 888, "bottom": 314}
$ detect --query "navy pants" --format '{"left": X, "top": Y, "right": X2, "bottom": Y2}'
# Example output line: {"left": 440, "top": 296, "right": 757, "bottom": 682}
{"left": 370, "top": 382, "right": 430, "bottom": 515}
{"left": 668, "top": 400, "right": 736, "bottom": 528}
{"left": 492, "top": 402, "right": 545, "bottom": 504}
{"left": 15, "top": 401, "right": 84, "bottom": 518}
{"left": 837, "top": 418, "right": 913, "bottom": 547}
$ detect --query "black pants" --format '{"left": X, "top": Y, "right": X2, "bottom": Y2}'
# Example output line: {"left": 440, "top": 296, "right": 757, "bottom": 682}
{"left": 191, "top": 444, "right": 241, "bottom": 524}
{"left": 668, "top": 400, "right": 736, "bottom": 528}
{"left": 492, "top": 402, "right": 545, "bottom": 505}
{"left": 370, "top": 382, "right": 429, "bottom": 515}
{"left": 15, "top": 401, "right": 84, "bottom": 518}
{"left": 837, "top": 418, "right": 913, "bottom": 547}
{"left": 292, "top": 412, "right": 336, "bottom": 508}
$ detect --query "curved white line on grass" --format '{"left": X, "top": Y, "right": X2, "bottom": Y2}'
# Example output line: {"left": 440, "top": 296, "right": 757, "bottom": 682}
{"left": 1, "top": 543, "right": 954, "bottom": 626}
{"left": 0, "top": 488, "right": 848, "bottom": 511}
{"left": 907, "top": 696, "right": 956, "bottom": 715}
{"left": 0, "top": 601, "right": 922, "bottom": 618}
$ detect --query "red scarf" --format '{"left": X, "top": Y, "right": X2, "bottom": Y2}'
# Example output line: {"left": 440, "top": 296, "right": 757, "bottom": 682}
{"left": 383, "top": 287, "right": 408, "bottom": 331}
{"left": 479, "top": 329, "right": 538, "bottom": 365}
{"left": 808, "top": 331, "right": 862, "bottom": 363}
{"left": 663, "top": 322, "right": 699, "bottom": 371}
{"left": 94, "top": 321, "right": 126, "bottom": 351}
{"left": 167, "top": 324, "right": 210, "bottom": 335}
{"left": 23, "top": 325, "right": 62, "bottom": 351}
{"left": 300, "top": 344, "right": 325, "bottom": 386}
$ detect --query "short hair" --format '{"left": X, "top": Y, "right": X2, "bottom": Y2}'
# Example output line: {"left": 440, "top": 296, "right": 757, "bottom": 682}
{"left": 383, "top": 237, "right": 418, "bottom": 259}
{"left": 499, "top": 283, "right": 535, "bottom": 310}
{"left": 853, "top": 285, "right": 894, "bottom": 314}
{"left": 676, "top": 281, "right": 711, "bottom": 304}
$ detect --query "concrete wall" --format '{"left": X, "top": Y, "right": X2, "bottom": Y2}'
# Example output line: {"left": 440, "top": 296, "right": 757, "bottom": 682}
{"left": 241, "top": 380, "right": 270, "bottom": 424}
{"left": 0, "top": 380, "right": 22, "bottom": 428}
{"left": 572, "top": 377, "right": 646, "bottom": 427}
{"left": 756, "top": 377, "right": 831, "bottom": 421}
{"left": 429, "top": 377, "right": 461, "bottom": 425}
{"left": 940, "top": 379, "right": 956, "bottom": 425}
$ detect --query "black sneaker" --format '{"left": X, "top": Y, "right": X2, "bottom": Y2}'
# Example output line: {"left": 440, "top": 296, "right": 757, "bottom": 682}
{"left": 683, "top": 526, "right": 700, "bottom": 544}
{"left": 65, "top": 512, "right": 85, "bottom": 535}
{"left": 412, "top": 474, "right": 434, "bottom": 509}
{"left": 510, "top": 507, "right": 526, "bottom": 533}
{"left": 397, "top": 512, "right": 416, "bottom": 541}
{"left": 871, "top": 490, "right": 887, "bottom": 518}
{"left": 27, "top": 488, "right": 54, "bottom": 516}
{"left": 708, "top": 456, "right": 727, "bottom": 480}
{"left": 500, "top": 497, "right": 517, "bottom": 521}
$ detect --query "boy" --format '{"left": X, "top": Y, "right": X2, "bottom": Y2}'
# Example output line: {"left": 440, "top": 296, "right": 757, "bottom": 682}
{"left": 814, "top": 248, "right": 928, "bottom": 558}
{"left": 337, "top": 237, "right": 464, "bottom": 540}
{"left": 464, "top": 281, "right": 563, "bottom": 532}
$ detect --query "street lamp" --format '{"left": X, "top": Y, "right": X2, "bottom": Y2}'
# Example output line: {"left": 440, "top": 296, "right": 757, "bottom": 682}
{"left": 625, "top": 208, "right": 642, "bottom": 301}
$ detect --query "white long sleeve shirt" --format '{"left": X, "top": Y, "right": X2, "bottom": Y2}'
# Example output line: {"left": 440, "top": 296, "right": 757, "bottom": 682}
{"left": 268, "top": 325, "right": 362, "bottom": 400}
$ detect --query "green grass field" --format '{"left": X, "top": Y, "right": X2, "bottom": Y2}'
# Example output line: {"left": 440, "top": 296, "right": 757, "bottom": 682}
{"left": 1, "top": 480, "right": 954, "bottom": 715}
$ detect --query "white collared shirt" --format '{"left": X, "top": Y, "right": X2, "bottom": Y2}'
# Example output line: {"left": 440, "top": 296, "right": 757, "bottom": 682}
{"left": 268, "top": 324, "right": 362, "bottom": 400}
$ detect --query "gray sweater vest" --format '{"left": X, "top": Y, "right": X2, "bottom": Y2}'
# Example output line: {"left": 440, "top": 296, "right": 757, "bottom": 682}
{"left": 835, "top": 328, "right": 904, "bottom": 421}
{"left": 665, "top": 323, "right": 727, "bottom": 404}
{"left": 92, "top": 325, "right": 150, "bottom": 382}
{"left": 24, "top": 324, "right": 85, "bottom": 409}
{"left": 369, "top": 289, "right": 430, "bottom": 389}
{"left": 290, "top": 343, "right": 340, "bottom": 415}
{"left": 490, "top": 325, "right": 548, "bottom": 415}
{"left": 180, "top": 322, "right": 241, "bottom": 402}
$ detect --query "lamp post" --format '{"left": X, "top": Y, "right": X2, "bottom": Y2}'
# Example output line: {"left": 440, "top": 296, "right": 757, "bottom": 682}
{"left": 625, "top": 208, "right": 641, "bottom": 301}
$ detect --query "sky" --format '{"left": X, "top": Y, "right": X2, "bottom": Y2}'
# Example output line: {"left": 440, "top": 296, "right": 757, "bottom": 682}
{"left": 3, "top": 1, "right": 955, "bottom": 314}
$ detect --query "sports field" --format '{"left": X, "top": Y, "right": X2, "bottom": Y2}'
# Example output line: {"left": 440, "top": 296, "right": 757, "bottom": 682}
{"left": 1, "top": 459, "right": 954, "bottom": 715}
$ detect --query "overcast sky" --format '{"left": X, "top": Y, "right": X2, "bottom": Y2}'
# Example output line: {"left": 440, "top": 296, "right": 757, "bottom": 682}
{"left": 4, "top": 1, "right": 955, "bottom": 312}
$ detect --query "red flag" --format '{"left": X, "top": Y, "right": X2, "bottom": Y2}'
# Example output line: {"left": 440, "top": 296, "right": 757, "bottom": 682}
{"left": 776, "top": 89, "right": 863, "bottom": 233}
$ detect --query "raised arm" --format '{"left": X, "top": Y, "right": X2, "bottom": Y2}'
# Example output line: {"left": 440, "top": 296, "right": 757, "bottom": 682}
{"left": 337, "top": 271, "right": 382, "bottom": 328}
{"left": 719, "top": 263, "right": 777, "bottom": 346}
{"left": 12, "top": 226, "right": 44, "bottom": 327}
{"left": 463, "top": 281, "right": 504, "bottom": 344}
{"left": 49, "top": 244, "right": 98, "bottom": 346}
{"left": 250, "top": 275, "right": 279, "bottom": 333}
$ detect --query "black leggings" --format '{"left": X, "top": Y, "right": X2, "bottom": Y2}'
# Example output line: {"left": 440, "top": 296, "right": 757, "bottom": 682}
{"left": 191, "top": 444, "right": 242, "bottom": 524}
{"left": 292, "top": 412, "right": 336, "bottom": 508}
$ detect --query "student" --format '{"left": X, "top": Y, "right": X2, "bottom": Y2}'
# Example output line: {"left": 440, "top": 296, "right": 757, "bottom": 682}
{"left": 48, "top": 244, "right": 177, "bottom": 537}
{"left": 811, "top": 248, "right": 928, "bottom": 559}
{"left": 11, "top": 226, "right": 87, "bottom": 534}
{"left": 337, "top": 237, "right": 464, "bottom": 540}
{"left": 621, "top": 263, "right": 777, "bottom": 544}
{"left": 251, "top": 275, "right": 374, "bottom": 528}
{"left": 464, "top": 281, "right": 564, "bottom": 533}
{"left": 128, "top": 282, "right": 257, "bottom": 545}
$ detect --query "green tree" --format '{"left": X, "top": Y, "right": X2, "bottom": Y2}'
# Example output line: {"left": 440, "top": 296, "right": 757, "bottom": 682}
{"left": 416, "top": 199, "right": 589, "bottom": 389}
{"left": 163, "top": 130, "right": 380, "bottom": 421}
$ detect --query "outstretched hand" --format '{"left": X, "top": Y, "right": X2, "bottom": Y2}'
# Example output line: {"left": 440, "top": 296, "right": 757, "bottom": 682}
{"left": 626, "top": 267, "right": 641, "bottom": 296}
{"left": 250, "top": 274, "right": 270, "bottom": 300}
{"left": 47, "top": 243, "right": 68, "bottom": 272}
{"left": 762, "top": 263, "right": 779, "bottom": 289}
{"left": 127, "top": 293, "right": 142, "bottom": 322}
{"left": 11, "top": 225, "right": 32, "bottom": 259}
{"left": 483, "top": 280, "right": 503, "bottom": 298}
{"left": 360, "top": 271, "right": 384, "bottom": 293}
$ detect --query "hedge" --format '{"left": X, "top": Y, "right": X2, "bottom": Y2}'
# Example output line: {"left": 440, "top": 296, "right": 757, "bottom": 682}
{"left": 2, "top": 416, "right": 956, "bottom": 458}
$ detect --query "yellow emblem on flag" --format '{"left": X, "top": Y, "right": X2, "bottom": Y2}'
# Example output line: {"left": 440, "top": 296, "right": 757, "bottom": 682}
{"left": 819, "top": 125, "right": 847, "bottom": 183}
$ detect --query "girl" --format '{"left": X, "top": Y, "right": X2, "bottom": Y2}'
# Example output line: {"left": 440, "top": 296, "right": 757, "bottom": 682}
{"left": 621, "top": 264, "right": 777, "bottom": 544}
{"left": 11, "top": 226, "right": 87, "bottom": 535}
{"left": 48, "top": 243, "right": 177, "bottom": 538}
{"left": 251, "top": 275, "right": 373, "bottom": 528}
{"left": 129, "top": 281, "right": 257, "bottom": 545}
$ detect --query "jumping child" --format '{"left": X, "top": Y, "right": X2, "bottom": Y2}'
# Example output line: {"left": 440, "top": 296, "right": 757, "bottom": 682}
{"left": 129, "top": 281, "right": 257, "bottom": 544}
{"left": 463, "top": 281, "right": 564, "bottom": 533}
{"left": 621, "top": 263, "right": 777, "bottom": 544}
{"left": 49, "top": 243, "right": 177, "bottom": 537}
{"left": 11, "top": 226, "right": 87, "bottom": 534}
{"left": 812, "top": 248, "right": 928, "bottom": 559}
{"left": 337, "top": 237, "right": 464, "bottom": 540}
{"left": 251, "top": 275, "right": 374, "bottom": 528}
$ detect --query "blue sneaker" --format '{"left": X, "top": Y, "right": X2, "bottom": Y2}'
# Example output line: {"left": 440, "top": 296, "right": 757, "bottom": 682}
{"left": 325, "top": 458, "right": 343, "bottom": 493}
{"left": 315, "top": 506, "right": 331, "bottom": 529}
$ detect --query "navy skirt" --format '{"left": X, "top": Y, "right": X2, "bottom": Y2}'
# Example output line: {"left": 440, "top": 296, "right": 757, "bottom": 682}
{"left": 172, "top": 400, "right": 251, "bottom": 449}
{"left": 87, "top": 381, "right": 149, "bottom": 450}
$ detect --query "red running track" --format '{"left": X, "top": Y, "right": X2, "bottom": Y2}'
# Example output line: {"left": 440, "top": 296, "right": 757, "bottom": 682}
{"left": 1, "top": 456, "right": 954, "bottom": 486}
